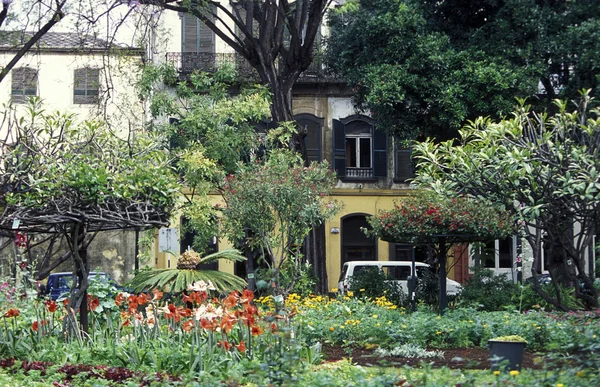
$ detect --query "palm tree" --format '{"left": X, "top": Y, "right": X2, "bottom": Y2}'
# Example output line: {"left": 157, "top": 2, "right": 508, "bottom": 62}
{"left": 128, "top": 249, "right": 246, "bottom": 293}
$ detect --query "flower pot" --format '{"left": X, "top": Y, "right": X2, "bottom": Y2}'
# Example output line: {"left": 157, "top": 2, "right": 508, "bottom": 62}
{"left": 488, "top": 340, "right": 526, "bottom": 371}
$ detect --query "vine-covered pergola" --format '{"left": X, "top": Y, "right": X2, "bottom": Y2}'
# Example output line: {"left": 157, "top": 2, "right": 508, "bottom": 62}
{"left": 367, "top": 193, "right": 516, "bottom": 315}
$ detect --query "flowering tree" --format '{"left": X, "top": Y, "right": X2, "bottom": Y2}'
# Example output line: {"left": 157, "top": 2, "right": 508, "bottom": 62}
{"left": 220, "top": 148, "right": 340, "bottom": 296}
{"left": 367, "top": 192, "right": 515, "bottom": 315}
{"left": 368, "top": 194, "right": 515, "bottom": 244}
{"left": 412, "top": 92, "right": 600, "bottom": 310}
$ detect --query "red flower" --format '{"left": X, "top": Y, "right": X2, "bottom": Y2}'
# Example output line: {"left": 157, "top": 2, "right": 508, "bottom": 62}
{"left": 251, "top": 325, "right": 263, "bottom": 336}
{"left": 235, "top": 341, "right": 246, "bottom": 353}
{"left": 217, "top": 340, "right": 232, "bottom": 350}
{"left": 4, "top": 308, "right": 19, "bottom": 318}
{"left": 87, "top": 295, "right": 100, "bottom": 311}
{"left": 182, "top": 319, "right": 194, "bottom": 332}
{"left": 45, "top": 300, "right": 57, "bottom": 313}
{"left": 115, "top": 293, "right": 125, "bottom": 307}
{"left": 152, "top": 289, "right": 163, "bottom": 301}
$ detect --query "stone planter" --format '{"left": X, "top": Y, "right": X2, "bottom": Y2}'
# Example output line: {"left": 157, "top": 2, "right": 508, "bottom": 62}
{"left": 488, "top": 340, "right": 526, "bottom": 371}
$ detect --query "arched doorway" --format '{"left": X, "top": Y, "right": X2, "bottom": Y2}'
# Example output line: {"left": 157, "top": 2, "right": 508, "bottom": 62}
{"left": 341, "top": 214, "right": 377, "bottom": 267}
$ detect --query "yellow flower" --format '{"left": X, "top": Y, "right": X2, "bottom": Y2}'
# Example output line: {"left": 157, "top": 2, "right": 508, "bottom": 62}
{"left": 436, "top": 331, "right": 441, "bottom": 335}
{"left": 376, "top": 323, "right": 380, "bottom": 327}
{"left": 372, "top": 314, "right": 378, "bottom": 319}
{"left": 360, "top": 288, "right": 365, "bottom": 292}
{"left": 576, "top": 370, "right": 584, "bottom": 377}
{"left": 331, "top": 288, "right": 338, "bottom": 293}
{"left": 509, "top": 370, "right": 520, "bottom": 376}
{"left": 329, "top": 327, "right": 335, "bottom": 332}
{"left": 493, "top": 371, "right": 500, "bottom": 376}
{"left": 347, "top": 291, "right": 354, "bottom": 297}
{"left": 556, "top": 383, "right": 564, "bottom": 387}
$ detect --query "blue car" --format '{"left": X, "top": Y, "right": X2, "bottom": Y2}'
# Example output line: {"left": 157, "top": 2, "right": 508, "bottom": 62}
{"left": 45, "top": 272, "right": 123, "bottom": 300}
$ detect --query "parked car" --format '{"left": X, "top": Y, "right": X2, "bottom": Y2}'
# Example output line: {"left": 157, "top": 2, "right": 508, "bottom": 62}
{"left": 525, "top": 273, "right": 594, "bottom": 295}
{"left": 45, "top": 272, "right": 125, "bottom": 300}
{"left": 338, "top": 261, "right": 462, "bottom": 296}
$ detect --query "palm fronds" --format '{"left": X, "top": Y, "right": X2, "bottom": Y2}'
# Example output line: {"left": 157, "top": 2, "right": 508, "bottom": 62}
{"left": 128, "top": 249, "right": 247, "bottom": 293}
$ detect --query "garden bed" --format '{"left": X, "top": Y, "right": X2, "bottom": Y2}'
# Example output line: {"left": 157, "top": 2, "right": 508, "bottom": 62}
{"left": 322, "top": 345, "right": 571, "bottom": 370}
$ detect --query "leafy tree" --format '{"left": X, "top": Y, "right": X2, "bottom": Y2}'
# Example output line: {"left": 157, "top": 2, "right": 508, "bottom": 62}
{"left": 412, "top": 92, "right": 600, "bottom": 310}
{"left": 220, "top": 146, "right": 340, "bottom": 296}
{"left": 325, "top": 0, "right": 600, "bottom": 140}
{"left": 0, "top": 100, "right": 180, "bottom": 334}
{"left": 136, "top": 0, "right": 330, "bottom": 155}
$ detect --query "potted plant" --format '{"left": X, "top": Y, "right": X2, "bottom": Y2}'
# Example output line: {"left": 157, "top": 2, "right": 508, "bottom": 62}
{"left": 488, "top": 335, "right": 527, "bottom": 371}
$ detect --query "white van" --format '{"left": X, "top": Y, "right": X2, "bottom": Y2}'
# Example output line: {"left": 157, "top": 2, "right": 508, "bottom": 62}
{"left": 337, "top": 261, "right": 462, "bottom": 296}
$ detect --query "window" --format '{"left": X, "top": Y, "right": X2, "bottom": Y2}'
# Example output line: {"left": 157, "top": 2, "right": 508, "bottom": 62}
{"left": 469, "top": 237, "right": 515, "bottom": 273}
{"left": 395, "top": 144, "right": 413, "bottom": 182}
{"left": 11, "top": 67, "right": 38, "bottom": 103}
{"left": 295, "top": 113, "right": 323, "bottom": 163}
{"left": 181, "top": 7, "right": 216, "bottom": 71}
{"left": 333, "top": 115, "right": 386, "bottom": 179}
{"left": 74, "top": 68, "right": 99, "bottom": 104}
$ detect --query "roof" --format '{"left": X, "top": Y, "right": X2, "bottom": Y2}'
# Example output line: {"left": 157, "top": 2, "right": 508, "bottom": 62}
{"left": 0, "top": 31, "right": 141, "bottom": 53}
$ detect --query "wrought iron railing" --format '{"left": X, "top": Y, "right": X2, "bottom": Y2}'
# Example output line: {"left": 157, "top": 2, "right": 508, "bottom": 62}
{"left": 165, "top": 52, "right": 334, "bottom": 81}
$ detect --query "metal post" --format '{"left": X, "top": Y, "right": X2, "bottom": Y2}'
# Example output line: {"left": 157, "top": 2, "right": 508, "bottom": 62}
{"left": 439, "top": 237, "right": 447, "bottom": 316}
{"left": 411, "top": 245, "right": 416, "bottom": 312}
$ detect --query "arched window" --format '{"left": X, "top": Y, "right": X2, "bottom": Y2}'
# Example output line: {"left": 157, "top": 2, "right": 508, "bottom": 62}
{"left": 295, "top": 113, "right": 323, "bottom": 162}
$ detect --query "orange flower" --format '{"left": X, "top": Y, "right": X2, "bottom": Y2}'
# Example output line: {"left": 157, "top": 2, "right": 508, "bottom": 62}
{"left": 87, "top": 295, "right": 100, "bottom": 312}
{"left": 270, "top": 323, "right": 278, "bottom": 333}
{"left": 152, "top": 289, "right": 163, "bottom": 301}
{"left": 31, "top": 320, "right": 48, "bottom": 332}
{"left": 4, "top": 308, "right": 19, "bottom": 318}
{"left": 251, "top": 325, "right": 263, "bottom": 336}
{"left": 235, "top": 340, "right": 246, "bottom": 353}
{"left": 115, "top": 293, "right": 125, "bottom": 307}
{"left": 122, "top": 319, "right": 131, "bottom": 327}
{"left": 200, "top": 318, "right": 214, "bottom": 331}
{"left": 241, "top": 289, "right": 254, "bottom": 304}
{"left": 63, "top": 298, "right": 70, "bottom": 307}
{"left": 220, "top": 314, "right": 237, "bottom": 333}
{"left": 223, "top": 292, "right": 239, "bottom": 309}
{"left": 137, "top": 293, "right": 149, "bottom": 306}
{"left": 182, "top": 319, "right": 194, "bottom": 332}
{"left": 45, "top": 300, "right": 57, "bottom": 313}
{"left": 217, "top": 340, "right": 232, "bottom": 350}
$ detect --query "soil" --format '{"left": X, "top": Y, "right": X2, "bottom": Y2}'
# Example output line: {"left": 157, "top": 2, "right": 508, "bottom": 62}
{"left": 321, "top": 345, "right": 569, "bottom": 370}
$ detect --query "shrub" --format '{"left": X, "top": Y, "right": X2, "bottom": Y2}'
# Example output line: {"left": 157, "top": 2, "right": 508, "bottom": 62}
{"left": 347, "top": 267, "right": 405, "bottom": 306}
{"left": 458, "top": 268, "right": 518, "bottom": 311}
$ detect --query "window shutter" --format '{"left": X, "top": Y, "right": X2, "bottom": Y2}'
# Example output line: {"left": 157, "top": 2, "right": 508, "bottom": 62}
{"left": 74, "top": 68, "right": 99, "bottom": 104}
{"left": 373, "top": 128, "right": 387, "bottom": 177}
{"left": 182, "top": 13, "right": 199, "bottom": 52}
{"left": 199, "top": 4, "right": 216, "bottom": 53}
{"left": 333, "top": 119, "right": 346, "bottom": 177}
{"left": 11, "top": 67, "right": 37, "bottom": 103}
{"left": 396, "top": 147, "right": 413, "bottom": 182}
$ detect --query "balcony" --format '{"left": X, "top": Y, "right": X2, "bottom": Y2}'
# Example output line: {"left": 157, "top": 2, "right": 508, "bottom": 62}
{"left": 345, "top": 167, "right": 373, "bottom": 179}
{"left": 165, "top": 52, "right": 336, "bottom": 82}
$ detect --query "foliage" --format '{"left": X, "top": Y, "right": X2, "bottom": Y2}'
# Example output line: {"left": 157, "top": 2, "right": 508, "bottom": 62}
{"left": 366, "top": 192, "right": 515, "bottom": 244}
{"left": 0, "top": 285, "right": 599, "bottom": 385}
{"left": 458, "top": 268, "right": 519, "bottom": 311}
{"left": 490, "top": 335, "right": 527, "bottom": 343}
{"left": 220, "top": 148, "right": 341, "bottom": 295}
{"left": 326, "top": 0, "right": 600, "bottom": 140}
{"left": 0, "top": 99, "right": 180, "bottom": 228}
{"left": 413, "top": 93, "right": 600, "bottom": 309}
{"left": 127, "top": 249, "right": 247, "bottom": 293}
{"left": 347, "top": 267, "right": 405, "bottom": 306}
